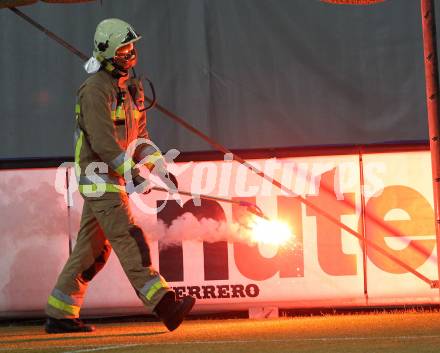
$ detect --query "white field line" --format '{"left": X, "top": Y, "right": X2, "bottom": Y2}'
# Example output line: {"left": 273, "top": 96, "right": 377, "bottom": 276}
{"left": 2, "top": 335, "right": 440, "bottom": 353}
{"left": 59, "top": 335, "right": 440, "bottom": 353}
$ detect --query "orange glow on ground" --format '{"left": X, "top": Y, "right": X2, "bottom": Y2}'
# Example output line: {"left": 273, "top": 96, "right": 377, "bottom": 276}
{"left": 249, "top": 217, "right": 294, "bottom": 246}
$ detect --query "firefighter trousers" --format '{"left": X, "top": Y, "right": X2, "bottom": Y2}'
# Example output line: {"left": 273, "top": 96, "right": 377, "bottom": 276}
{"left": 46, "top": 192, "right": 171, "bottom": 319}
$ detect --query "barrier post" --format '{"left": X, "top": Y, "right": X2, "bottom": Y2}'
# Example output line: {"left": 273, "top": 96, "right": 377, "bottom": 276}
{"left": 421, "top": 0, "right": 440, "bottom": 291}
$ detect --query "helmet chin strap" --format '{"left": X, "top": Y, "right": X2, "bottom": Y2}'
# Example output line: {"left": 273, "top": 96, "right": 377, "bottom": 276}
{"left": 96, "top": 54, "right": 128, "bottom": 79}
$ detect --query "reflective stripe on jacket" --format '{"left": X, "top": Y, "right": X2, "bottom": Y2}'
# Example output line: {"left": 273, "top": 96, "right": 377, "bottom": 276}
{"left": 74, "top": 70, "right": 150, "bottom": 195}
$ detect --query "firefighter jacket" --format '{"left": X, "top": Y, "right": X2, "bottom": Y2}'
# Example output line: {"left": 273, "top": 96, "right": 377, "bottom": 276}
{"left": 74, "top": 70, "right": 162, "bottom": 195}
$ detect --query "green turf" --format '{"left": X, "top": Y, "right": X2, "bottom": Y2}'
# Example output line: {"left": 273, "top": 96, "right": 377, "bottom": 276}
{"left": 2, "top": 311, "right": 440, "bottom": 353}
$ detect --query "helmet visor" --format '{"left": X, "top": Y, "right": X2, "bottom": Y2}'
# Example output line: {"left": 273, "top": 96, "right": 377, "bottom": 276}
{"left": 122, "top": 27, "right": 140, "bottom": 44}
{"left": 114, "top": 43, "right": 137, "bottom": 70}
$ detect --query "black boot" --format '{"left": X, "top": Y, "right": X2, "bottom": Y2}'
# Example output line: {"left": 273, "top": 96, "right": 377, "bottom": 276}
{"left": 154, "top": 292, "right": 195, "bottom": 331}
{"left": 44, "top": 317, "right": 95, "bottom": 334}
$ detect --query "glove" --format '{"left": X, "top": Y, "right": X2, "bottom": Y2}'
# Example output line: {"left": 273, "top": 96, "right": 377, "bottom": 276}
{"left": 125, "top": 174, "right": 151, "bottom": 194}
{"left": 159, "top": 171, "right": 178, "bottom": 192}
{"left": 145, "top": 153, "right": 178, "bottom": 192}
{"left": 166, "top": 172, "right": 178, "bottom": 189}
{"left": 152, "top": 166, "right": 178, "bottom": 192}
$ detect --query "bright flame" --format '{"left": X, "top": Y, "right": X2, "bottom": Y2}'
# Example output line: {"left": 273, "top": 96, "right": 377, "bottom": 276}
{"left": 249, "top": 217, "right": 294, "bottom": 246}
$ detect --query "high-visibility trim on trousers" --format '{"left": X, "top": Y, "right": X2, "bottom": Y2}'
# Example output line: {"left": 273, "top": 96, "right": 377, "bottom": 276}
{"left": 47, "top": 291, "right": 81, "bottom": 317}
{"left": 140, "top": 276, "right": 170, "bottom": 302}
{"left": 46, "top": 193, "right": 172, "bottom": 319}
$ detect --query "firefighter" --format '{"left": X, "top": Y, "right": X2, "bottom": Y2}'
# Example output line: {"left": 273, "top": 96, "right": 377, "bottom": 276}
{"left": 44, "top": 18, "right": 195, "bottom": 333}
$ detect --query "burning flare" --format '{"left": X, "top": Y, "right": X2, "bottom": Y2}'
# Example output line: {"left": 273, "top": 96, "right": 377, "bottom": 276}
{"left": 249, "top": 217, "right": 294, "bottom": 246}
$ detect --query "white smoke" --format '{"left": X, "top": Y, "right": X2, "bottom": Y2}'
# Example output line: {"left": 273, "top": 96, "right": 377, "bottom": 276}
{"left": 137, "top": 212, "right": 258, "bottom": 248}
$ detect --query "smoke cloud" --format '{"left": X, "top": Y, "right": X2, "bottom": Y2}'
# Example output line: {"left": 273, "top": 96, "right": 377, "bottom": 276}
{"left": 138, "top": 212, "right": 298, "bottom": 249}
{"left": 137, "top": 212, "right": 261, "bottom": 248}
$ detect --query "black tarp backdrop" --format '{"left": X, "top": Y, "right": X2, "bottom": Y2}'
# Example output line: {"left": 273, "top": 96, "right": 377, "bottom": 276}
{"left": 0, "top": 0, "right": 435, "bottom": 158}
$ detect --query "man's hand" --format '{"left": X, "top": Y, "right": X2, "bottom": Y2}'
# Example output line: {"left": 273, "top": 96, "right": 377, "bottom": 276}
{"left": 152, "top": 165, "right": 178, "bottom": 192}
{"left": 164, "top": 172, "right": 178, "bottom": 190}
{"left": 126, "top": 174, "right": 152, "bottom": 194}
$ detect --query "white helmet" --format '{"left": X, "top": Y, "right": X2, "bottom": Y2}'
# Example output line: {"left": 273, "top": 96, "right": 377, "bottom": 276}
{"left": 93, "top": 18, "right": 141, "bottom": 60}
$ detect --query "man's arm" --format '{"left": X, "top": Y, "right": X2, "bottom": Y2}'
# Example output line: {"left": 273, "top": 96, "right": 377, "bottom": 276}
{"left": 133, "top": 110, "right": 178, "bottom": 190}
{"left": 133, "top": 113, "right": 163, "bottom": 169}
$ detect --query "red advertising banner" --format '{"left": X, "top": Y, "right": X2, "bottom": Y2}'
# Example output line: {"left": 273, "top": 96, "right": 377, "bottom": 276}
{"left": 0, "top": 150, "right": 438, "bottom": 317}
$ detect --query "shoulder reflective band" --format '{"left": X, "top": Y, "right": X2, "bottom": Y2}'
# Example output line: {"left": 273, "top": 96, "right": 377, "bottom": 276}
{"left": 75, "top": 103, "right": 81, "bottom": 115}
{"left": 47, "top": 295, "right": 80, "bottom": 317}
